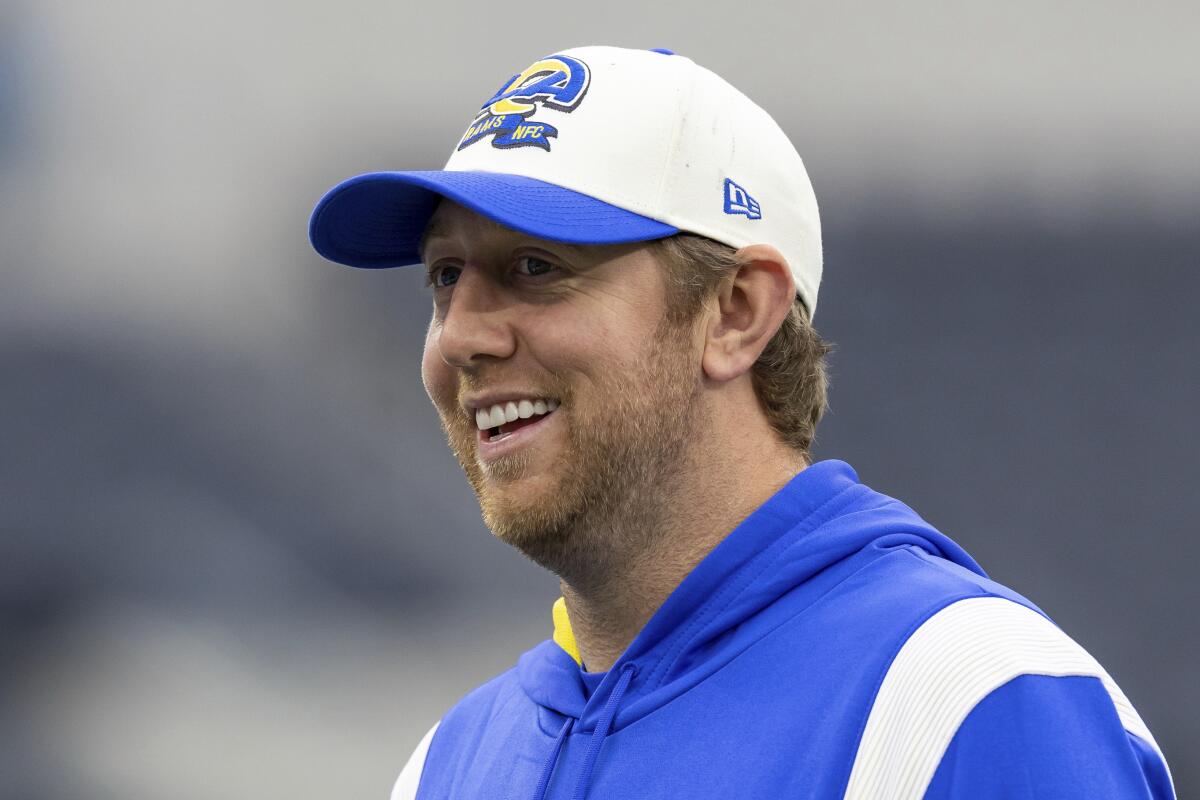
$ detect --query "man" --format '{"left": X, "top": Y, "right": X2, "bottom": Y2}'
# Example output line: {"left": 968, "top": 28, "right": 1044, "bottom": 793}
{"left": 309, "top": 46, "right": 1174, "bottom": 799}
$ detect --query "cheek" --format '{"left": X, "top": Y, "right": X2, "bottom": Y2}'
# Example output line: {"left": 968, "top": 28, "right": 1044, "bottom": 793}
{"left": 529, "top": 310, "right": 656, "bottom": 385}
{"left": 421, "top": 329, "right": 452, "bottom": 406}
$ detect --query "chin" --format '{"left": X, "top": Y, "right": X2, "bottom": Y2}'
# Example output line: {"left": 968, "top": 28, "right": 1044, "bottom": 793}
{"left": 478, "top": 473, "right": 565, "bottom": 536}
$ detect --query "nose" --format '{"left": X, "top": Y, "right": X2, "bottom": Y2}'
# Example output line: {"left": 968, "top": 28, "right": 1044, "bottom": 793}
{"left": 434, "top": 268, "right": 517, "bottom": 368}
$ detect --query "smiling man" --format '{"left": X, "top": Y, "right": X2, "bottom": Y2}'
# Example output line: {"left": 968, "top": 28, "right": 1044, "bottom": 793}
{"left": 309, "top": 46, "right": 1174, "bottom": 800}
{"left": 417, "top": 204, "right": 809, "bottom": 648}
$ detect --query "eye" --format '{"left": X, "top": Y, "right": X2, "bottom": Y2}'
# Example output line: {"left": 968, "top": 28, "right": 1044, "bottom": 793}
{"left": 515, "top": 255, "right": 558, "bottom": 278}
{"left": 427, "top": 264, "right": 461, "bottom": 288}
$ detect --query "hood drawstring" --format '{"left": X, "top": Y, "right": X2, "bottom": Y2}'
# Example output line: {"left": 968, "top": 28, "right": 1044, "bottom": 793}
{"left": 573, "top": 663, "right": 636, "bottom": 800}
{"left": 531, "top": 716, "right": 575, "bottom": 800}
{"left": 529, "top": 662, "right": 637, "bottom": 800}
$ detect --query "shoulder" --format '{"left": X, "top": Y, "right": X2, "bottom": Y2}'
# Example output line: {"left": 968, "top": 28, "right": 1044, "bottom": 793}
{"left": 438, "top": 662, "right": 526, "bottom": 725}
{"left": 387, "top": 663, "right": 528, "bottom": 800}
{"left": 843, "top": 592, "right": 1174, "bottom": 799}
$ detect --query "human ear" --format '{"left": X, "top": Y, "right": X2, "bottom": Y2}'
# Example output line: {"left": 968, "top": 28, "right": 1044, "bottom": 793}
{"left": 700, "top": 244, "right": 795, "bottom": 383}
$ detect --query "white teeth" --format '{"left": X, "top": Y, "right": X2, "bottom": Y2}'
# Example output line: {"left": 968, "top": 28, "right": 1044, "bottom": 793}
{"left": 472, "top": 398, "right": 561, "bottom": 431}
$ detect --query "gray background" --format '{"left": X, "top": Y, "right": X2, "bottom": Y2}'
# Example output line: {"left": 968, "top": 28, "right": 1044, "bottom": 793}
{"left": 2, "top": 1, "right": 1196, "bottom": 797}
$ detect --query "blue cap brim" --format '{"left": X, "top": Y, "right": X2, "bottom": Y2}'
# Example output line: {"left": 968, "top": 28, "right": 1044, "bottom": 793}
{"left": 309, "top": 171, "right": 679, "bottom": 268}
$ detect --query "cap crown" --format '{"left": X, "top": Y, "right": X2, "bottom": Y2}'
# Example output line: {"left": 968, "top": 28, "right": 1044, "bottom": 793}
{"left": 444, "top": 46, "right": 823, "bottom": 315}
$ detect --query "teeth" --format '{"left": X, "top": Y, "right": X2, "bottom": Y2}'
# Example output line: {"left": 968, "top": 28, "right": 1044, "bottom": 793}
{"left": 472, "top": 398, "right": 560, "bottom": 430}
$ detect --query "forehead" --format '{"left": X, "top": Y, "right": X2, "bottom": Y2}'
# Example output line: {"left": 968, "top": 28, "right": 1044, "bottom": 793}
{"left": 422, "top": 201, "right": 504, "bottom": 245}
{"left": 420, "top": 201, "right": 595, "bottom": 260}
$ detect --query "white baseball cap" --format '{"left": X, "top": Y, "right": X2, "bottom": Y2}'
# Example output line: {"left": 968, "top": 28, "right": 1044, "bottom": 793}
{"left": 309, "top": 45, "right": 824, "bottom": 315}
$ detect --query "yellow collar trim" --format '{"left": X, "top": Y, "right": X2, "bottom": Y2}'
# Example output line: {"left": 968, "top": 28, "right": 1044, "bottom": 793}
{"left": 552, "top": 597, "right": 582, "bottom": 666}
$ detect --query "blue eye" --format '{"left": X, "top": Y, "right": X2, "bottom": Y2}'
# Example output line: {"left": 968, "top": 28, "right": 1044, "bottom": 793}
{"left": 429, "top": 265, "right": 461, "bottom": 288}
{"left": 517, "top": 256, "right": 557, "bottom": 277}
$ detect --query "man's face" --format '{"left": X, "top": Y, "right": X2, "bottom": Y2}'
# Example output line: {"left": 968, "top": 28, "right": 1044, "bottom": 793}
{"left": 420, "top": 202, "right": 704, "bottom": 575}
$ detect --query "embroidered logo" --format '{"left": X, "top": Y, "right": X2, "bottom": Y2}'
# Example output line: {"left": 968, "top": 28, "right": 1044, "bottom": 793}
{"left": 458, "top": 55, "right": 591, "bottom": 152}
{"left": 723, "top": 178, "right": 762, "bottom": 219}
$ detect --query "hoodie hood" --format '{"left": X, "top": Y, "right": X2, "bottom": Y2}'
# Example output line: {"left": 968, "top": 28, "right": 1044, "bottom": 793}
{"left": 517, "top": 460, "right": 983, "bottom": 735}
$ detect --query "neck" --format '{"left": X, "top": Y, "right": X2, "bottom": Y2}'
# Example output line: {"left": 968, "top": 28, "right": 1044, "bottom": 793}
{"left": 561, "top": 429, "right": 806, "bottom": 672}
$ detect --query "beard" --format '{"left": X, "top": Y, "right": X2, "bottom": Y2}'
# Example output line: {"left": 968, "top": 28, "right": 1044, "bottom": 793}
{"left": 436, "top": 317, "right": 704, "bottom": 588}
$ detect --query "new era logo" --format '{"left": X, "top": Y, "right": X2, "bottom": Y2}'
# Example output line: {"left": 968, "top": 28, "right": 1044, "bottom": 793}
{"left": 723, "top": 178, "right": 761, "bottom": 219}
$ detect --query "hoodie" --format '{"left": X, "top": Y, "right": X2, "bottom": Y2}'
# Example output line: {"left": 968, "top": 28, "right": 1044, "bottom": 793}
{"left": 392, "top": 460, "right": 1174, "bottom": 799}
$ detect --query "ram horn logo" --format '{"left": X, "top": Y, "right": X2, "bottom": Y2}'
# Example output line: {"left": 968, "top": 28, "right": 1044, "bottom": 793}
{"left": 458, "top": 55, "right": 591, "bottom": 152}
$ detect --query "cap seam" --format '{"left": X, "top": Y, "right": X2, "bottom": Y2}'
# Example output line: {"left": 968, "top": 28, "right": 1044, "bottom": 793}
{"left": 651, "top": 59, "right": 695, "bottom": 214}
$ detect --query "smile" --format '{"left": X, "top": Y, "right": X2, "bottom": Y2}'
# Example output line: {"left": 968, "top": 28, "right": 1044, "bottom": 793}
{"left": 472, "top": 397, "right": 560, "bottom": 447}
{"left": 470, "top": 398, "right": 559, "bottom": 460}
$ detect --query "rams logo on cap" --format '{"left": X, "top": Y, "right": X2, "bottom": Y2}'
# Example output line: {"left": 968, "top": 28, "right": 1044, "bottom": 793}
{"left": 458, "top": 55, "right": 591, "bottom": 152}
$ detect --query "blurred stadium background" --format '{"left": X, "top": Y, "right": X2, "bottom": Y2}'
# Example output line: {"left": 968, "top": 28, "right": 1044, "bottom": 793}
{"left": 2, "top": 1, "right": 1196, "bottom": 797}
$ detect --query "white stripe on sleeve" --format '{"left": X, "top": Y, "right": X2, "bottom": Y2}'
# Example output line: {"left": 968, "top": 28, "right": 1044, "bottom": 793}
{"left": 843, "top": 596, "right": 1170, "bottom": 799}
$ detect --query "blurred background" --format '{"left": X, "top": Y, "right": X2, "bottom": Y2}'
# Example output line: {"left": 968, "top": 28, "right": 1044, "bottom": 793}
{"left": 2, "top": 1, "right": 1196, "bottom": 797}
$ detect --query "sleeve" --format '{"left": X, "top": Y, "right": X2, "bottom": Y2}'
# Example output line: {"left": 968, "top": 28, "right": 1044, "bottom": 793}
{"left": 389, "top": 721, "right": 441, "bottom": 800}
{"left": 923, "top": 674, "right": 1174, "bottom": 799}
{"left": 842, "top": 596, "right": 1174, "bottom": 800}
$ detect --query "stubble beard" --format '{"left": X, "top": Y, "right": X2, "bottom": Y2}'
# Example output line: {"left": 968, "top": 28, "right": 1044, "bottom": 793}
{"left": 438, "top": 319, "right": 703, "bottom": 588}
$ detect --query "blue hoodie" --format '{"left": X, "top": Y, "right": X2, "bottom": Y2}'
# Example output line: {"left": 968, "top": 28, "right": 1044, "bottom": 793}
{"left": 392, "top": 461, "right": 1174, "bottom": 799}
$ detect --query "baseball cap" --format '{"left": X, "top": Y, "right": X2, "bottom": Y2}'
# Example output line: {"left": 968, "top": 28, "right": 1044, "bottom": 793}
{"left": 309, "top": 45, "right": 823, "bottom": 315}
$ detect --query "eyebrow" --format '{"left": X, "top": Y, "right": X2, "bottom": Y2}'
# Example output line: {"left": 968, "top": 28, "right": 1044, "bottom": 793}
{"left": 416, "top": 218, "right": 450, "bottom": 262}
